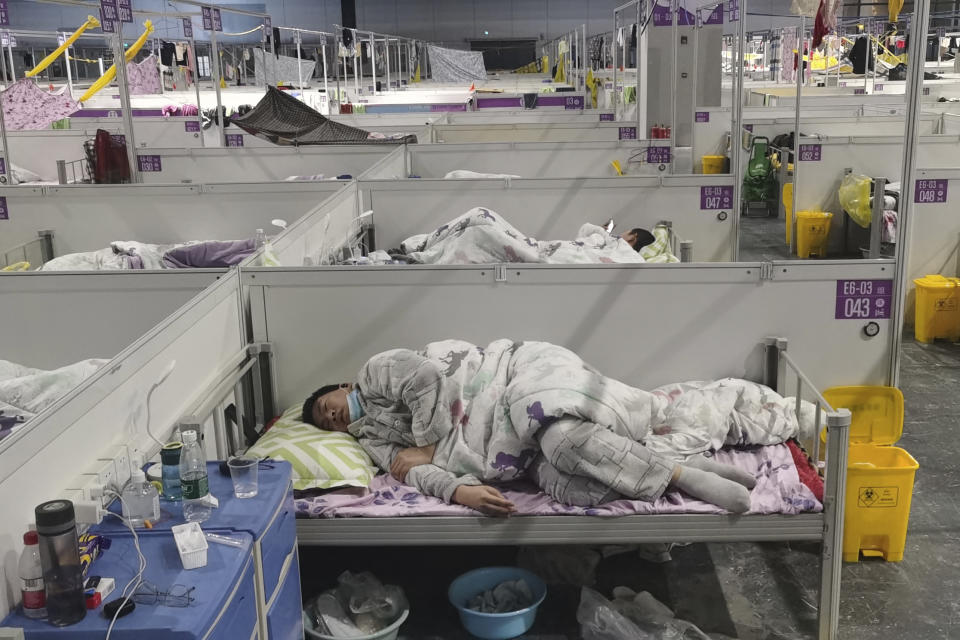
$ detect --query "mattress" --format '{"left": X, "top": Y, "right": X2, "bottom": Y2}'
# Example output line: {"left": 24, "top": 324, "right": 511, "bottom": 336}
{"left": 295, "top": 441, "right": 823, "bottom": 519}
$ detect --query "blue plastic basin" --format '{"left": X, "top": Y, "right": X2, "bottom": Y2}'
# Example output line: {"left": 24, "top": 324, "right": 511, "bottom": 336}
{"left": 448, "top": 567, "right": 547, "bottom": 640}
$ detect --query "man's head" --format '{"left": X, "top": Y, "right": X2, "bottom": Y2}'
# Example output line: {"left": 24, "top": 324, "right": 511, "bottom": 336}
{"left": 302, "top": 383, "right": 353, "bottom": 432}
{"left": 621, "top": 228, "right": 656, "bottom": 252}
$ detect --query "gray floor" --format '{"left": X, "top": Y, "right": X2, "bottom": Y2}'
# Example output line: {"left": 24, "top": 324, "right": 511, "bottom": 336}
{"left": 301, "top": 296, "right": 959, "bottom": 638}
{"left": 738, "top": 214, "right": 872, "bottom": 263}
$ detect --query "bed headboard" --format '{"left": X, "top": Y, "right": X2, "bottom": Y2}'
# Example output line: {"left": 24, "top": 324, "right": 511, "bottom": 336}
{"left": 244, "top": 260, "right": 897, "bottom": 412}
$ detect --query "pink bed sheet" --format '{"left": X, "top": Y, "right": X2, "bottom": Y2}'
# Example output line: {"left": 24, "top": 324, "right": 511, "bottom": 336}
{"left": 294, "top": 443, "right": 822, "bottom": 519}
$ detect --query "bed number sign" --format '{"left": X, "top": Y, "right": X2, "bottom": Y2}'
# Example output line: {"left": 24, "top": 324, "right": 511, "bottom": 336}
{"left": 565, "top": 96, "right": 584, "bottom": 110}
{"left": 202, "top": 6, "right": 222, "bottom": 32}
{"left": 618, "top": 126, "right": 637, "bottom": 140}
{"left": 646, "top": 146, "right": 671, "bottom": 164}
{"left": 835, "top": 279, "right": 892, "bottom": 320}
{"left": 695, "top": 111, "right": 709, "bottom": 123}
{"left": 184, "top": 120, "right": 200, "bottom": 132}
{"left": 700, "top": 185, "right": 733, "bottom": 209}
{"left": 915, "top": 179, "right": 948, "bottom": 203}
{"left": 0, "top": 196, "right": 7, "bottom": 220}
{"left": 138, "top": 155, "right": 162, "bottom": 172}
{"left": 182, "top": 17, "right": 193, "bottom": 38}
{"left": 99, "top": 0, "right": 117, "bottom": 33}
{"left": 116, "top": 0, "right": 132, "bottom": 24}
{"left": 798, "top": 144, "right": 821, "bottom": 162}
{"left": 0, "top": 1, "right": 9, "bottom": 27}
{"left": 599, "top": 113, "right": 615, "bottom": 122}
{"left": 225, "top": 134, "right": 244, "bottom": 147}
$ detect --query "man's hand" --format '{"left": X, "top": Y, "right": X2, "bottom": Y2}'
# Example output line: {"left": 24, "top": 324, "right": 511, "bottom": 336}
{"left": 390, "top": 444, "right": 436, "bottom": 482}
{"left": 452, "top": 485, "right": 517, "bottom": 517}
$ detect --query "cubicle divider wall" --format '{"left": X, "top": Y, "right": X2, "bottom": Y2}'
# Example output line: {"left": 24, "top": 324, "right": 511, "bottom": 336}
{"left": 134, "top": 145, "right": 401, "bottom": 184}
{"left": 360, "top": 175, "right": 737, "bottom": 262}
{"left": 0, "top": 272, "right": 248, "bottom": 619}
{"left": 433, "top": 121, "right": 641, "bottom": 143}
{"left": 0, "top": 182, "right": 348, "bottom": 258}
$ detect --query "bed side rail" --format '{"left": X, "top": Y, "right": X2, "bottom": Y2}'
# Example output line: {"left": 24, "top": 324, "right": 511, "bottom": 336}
{"left": 764, "top": 336, "right": 850, "bottom": 640}
{"left": 1, "top": 230, "right": 54, "bottom": 270}
{"left": 175, "top": 341, "right": 276, "bottom": 459}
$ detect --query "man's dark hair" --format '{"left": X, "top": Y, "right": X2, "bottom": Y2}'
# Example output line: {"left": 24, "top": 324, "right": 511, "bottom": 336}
{"left": 301, "top": 384, "right": 345, "bottom": 426}
{"left": 630, "top": 228, "right": 656, "bottom": 252}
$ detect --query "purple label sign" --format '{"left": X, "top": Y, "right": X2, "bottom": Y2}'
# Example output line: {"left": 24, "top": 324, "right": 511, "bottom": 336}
{"left": 835, "top": 280, "right": 893, "bottom": 320}
{"left": 0, "top": 196, "right": 7, "bottom": 220}
{"left": 263, "top": 16, "right": 271, "bottom": 28}
{"left": 110, "top": 134, "right": 126, "bottom": 146}
{"left": 182, "top": 17, "right": 193, "bottom": 38}
{"left": 647, "top": 146, "right": 672, "bottom": 164}
{"left": 185, "top": 120, "right": 201, "bottom": 132}
{"left": 600, "top": 112, "right": 615, "bottom": 122}
{"left": 618, "top": 126, "right": 637, "bottom": 140}
{"left": 854, "top": 87, "right": 866, "bottom": 95}
{"left": 201, "top": 6, "right": 213, "bottom": 31}
{"left": 225, "top": 133, "right": 244, "bottom": 147}
{"left": 565, "top": 95, "right": 584, "bottom": 110}
{"left": 915, "top": 178, "right": 948, "bottom": 203}
{"left": 728, "top": 0, "right": 739, "bottom": 22}
{"left": 116, "top": 0, "right": 132, "bottom": 23}
{"left": 744, "top": 124, "right": 753, "bottom": 132}
{"left": 0, "top": 158, "right": 6, "bottom": 175}
{"left": 0, "top": 0, "right": 9, "bottom": 28}
{"left": 678, "top": 7, "right": 695, "bottom": 25}
{"left": 704, "top": 5, "right": 724, "bottom": 24}
{"left": 653, "top": 4, "right": 672, "bottom": 26}
{"left": 700, "top": 185, "right": 733, "bottom": 209}
{"left": 874, "top": 83, "right": 884, "bottom": 92}
{"left": 138, "top": 155, "right": 162, "bottom": 172}
{"left": 100, "top": 0, "right": 117, "bottom": 32}
{"left": 924, "top": 87, "right": 931, "bottom": 96}
{"left": 695, "top": 111, "right": 710, "bottom": 123}
{"left": 212, "top": 8, "right": 222, "bottom": 31}
{"left": 798, "top": 144, "right": 821, "bottom": 161}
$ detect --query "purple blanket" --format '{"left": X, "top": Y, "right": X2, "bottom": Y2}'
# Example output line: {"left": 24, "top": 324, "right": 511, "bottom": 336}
{"left": 127, "top": 54, "right": 162, "bottom": 95}
{"left": 2, "top": 79, "right": 79, "bottom": 130}
{"left": 295, "top": 444, "right": 822, "bottom": 518}
{"left": 161, "top": 239, "right": 256, "bottom": 268}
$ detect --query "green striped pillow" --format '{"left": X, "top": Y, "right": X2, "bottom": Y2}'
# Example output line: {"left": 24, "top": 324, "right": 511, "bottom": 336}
{"left": 247, "top": 405, "right": 378, "bottom": 490}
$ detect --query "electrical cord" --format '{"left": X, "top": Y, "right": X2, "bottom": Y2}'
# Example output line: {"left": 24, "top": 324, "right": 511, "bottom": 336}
{"left": 102, "top": 491, "right": 147, "bottom": 640}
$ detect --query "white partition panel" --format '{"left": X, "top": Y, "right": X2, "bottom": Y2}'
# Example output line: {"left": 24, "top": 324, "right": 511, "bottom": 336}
{"left": 407, "top": 142, "right": 659, "bottom": 179}
{"left": 0, "top": 270, "right": 224, "bottom": 370}
{"left": 941, "top": 113, "right": 960, "bottom": 135}
{"left": 434, "top": 122, "right": 630, "bottom": 143}
{"left": 791, "top": 136, "right": 960, "bottom": 254}
{"left": 0, "top": 183, "right": 344, "bottom": 256}
{"left": 0, "top": 272, "right": 244, "bottom": 618}
{"left": 266, "top": 182, "right": 362, "bottom": 266}
{"left": 68, "top": 116, "right": 205, "bottom": 148}
{"left": 135, "top": 145, "right": 400, "bottom": 184}
{"left": 364, "top": 176, "right": 736, "bottom": 262}
{"left": 244, "top": 261, "right": 895, "bottom": 411}
{"left": 904, "top": 168, "right": 960, "bottom": 325}
{"left": 356, "top": 147, "right": 407, "bottom": 180}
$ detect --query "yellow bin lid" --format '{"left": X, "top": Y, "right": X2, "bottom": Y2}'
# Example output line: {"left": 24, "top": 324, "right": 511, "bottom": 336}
{"left": 820, "top": 386, "right": 904, "bottom": 445}
{"left": 913, "top": 274, "right": 960, "bottom": 289}
{"left": 796, "top": 211, "right": 834, "bottom": 219}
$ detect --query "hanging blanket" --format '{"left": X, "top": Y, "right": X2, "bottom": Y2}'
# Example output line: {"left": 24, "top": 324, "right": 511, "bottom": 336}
{"left": 427, "top": 45, "right": 487, "bottom": 83}
{"left": 1, "top": 78, "right": 79, "bottom": 130}
{"left": 126, "top": 54, "right": 162, "bottom": 95}
{"left": 0, "top": 358, "right": 107, "bottom": 441}
{"left": 253, "top": 49, "right": 316, "bottom": 86}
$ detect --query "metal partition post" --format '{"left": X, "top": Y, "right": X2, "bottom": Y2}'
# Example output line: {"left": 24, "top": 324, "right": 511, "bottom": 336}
{"left": 891, "top": 0, "right": 932, "bottom": 386}
{"left": 731, "top": 0, "right": 748, "bottom": 258}
{"left": 64, "top": 38, "right": 74, "bottom": 99}
{"left": 613, "top": 12, "right": 619, "bottom": 119}
{"left": 637, "top": 0, "right": 644, "bottom": 135}
{"left": 209, "top": 29, "right": 225, "bottom": 147}
{"left": 818, "top": 409, "right": 851, "bottom": 640}
{"left": 295, "top": 30, "right": 303, "bottom": 91}
{"left": 0, "top": 52, "right": 10, "bottom": 185}
{"left": 790, "top": 19, "right": 804, "bottom": 256}
{"left": 762, "top": 337, "right": 788, "bottom": 393}
{"left": 113, "top": 25, "right": 140, "bottom": 182}
{"left": 369, "top": 34, "right": 376, "bottom": 93}
{"left": 385, "top": 37, "right": 391, "bottom": 90}
{"left": 670, "top": 0, "right": 678, "bottom": 149}
{"left": 869, "top": 176, "right": 887, "bottom": 258}
{"left": 189, "top": 32, "right": 204, "bottom": 145}
{"left": 322, "top": 37, "right": 329, "bottom": 107}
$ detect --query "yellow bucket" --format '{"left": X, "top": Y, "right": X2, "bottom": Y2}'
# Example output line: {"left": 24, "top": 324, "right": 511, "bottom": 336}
{"left": 701, "top": 155, "right": 726, "bottom": 174}
{"left": 820, "top": 386, "right": 918, "bottom": 562}
{"left": 783, "top": 183, "right": 794, "bottom": 245}
{"left": 795, "top": 211, "right": 832, "bottom": 258}
{"left": 912, "top": 275, "right": 960, "bottom": 343}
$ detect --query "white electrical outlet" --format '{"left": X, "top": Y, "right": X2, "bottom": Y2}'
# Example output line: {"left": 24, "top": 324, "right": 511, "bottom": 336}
{"left": 99, "top": 445, "right": 131, "bottom": 488}
{"left": 81, "top": 459, "right": 118, "bottom": 507}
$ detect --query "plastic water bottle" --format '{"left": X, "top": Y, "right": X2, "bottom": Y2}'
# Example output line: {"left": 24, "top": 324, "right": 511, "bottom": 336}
{"left": 254, "top": 228, "right": 267, "bottom": 249}
{"left": 179, "top": 430, "right": 211, "bottom": 523}
{"left": 121, "top": 470, "right": 160, "bottom": 527}
{"left": 19, "top": 531, "right": 46, "bottom": 619}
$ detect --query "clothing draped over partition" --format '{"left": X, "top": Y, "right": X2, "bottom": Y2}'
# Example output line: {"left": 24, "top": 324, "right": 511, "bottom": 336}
{"left": 253, "top": 49, "right": 316, "bottom": 85}
{"left": 1, "top": 79, "right": 79, "bottom": 130}
{"left": 126, "top": 54, "right": 162, "bottom": 94}
{"left": 426, "top": 44, "right": 486, "bottom": 83}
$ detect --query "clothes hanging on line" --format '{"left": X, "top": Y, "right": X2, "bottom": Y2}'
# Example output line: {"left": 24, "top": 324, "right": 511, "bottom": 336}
{"left": 160, "top": 41, "right": 176, "bottom": 66}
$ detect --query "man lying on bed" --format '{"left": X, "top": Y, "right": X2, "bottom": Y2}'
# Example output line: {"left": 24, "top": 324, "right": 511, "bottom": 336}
{"left": 393, "top": 209, "right": 679, "bottom": 265}
{"left": 302, "top": 340, "right": 809, "bottom": 517}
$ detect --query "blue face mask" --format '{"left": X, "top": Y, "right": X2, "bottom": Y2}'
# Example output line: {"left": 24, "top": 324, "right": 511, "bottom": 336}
{"left": 347, "top": 389, "right": 364, "bottom": 422}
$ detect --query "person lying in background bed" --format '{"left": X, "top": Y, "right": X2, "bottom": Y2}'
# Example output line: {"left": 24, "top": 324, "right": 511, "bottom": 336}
{"left": 390, "top": 208, "right": 679, "bottom": 265}
{"left": 302, "top": 340, "right": 811, "bottom": 516}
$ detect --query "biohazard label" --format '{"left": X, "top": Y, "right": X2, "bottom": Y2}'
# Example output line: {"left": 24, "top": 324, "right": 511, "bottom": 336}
{"left": 858, "top": 486, "right": 899, "bottom": 508}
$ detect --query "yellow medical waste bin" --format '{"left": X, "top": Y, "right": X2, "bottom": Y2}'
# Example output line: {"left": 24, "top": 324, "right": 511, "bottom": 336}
{"left": 783, "top": 183, "right": 794, "bottom": 245}
{"left": 701, "top": 155, "right": 726, "bottom": 174}
{"left": 913, "top": 275, "right": 960, "bottom": 343}
{"left": 795, "top": 211, "right": 833, "bottom": 258}
{"left": 821, "top": 386, "right": 918, "bottom": 563}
